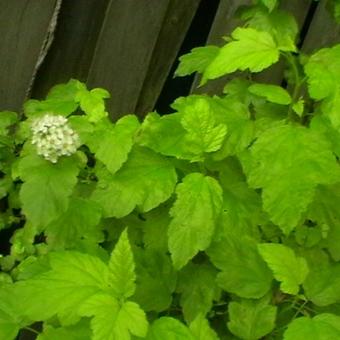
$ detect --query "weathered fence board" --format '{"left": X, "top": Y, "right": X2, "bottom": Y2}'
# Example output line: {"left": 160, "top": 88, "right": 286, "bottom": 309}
{"left": 32, "top": 0, "right": 109, "bottom": 98}
{"left": 302, "top": 0, "right": 340, "bottom": 53}
{"left": 87, "top": 0, "right": 170, "bottom": 119}
{"left": 0, "top": 0, "right": 59, "bottom": 111}
{"left": 0, "top": 0, "right": 340, "bottom": 119}
{"left": 135, "top": 0, "right": 201, "bottom": 117}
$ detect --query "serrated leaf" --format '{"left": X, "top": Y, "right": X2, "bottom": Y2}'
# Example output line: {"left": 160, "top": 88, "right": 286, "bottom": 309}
{"left": 284, "top": 314, "right": 340, "bottom": 339}
{"left": 79, "top": 293, "right": 148, "bottom": 340}
{"left": 146, "top": 317, "right": 195, "bottom": 340}
{"left": 228, "top": 298, "right": 277, "bottom": 340}
{"left": 248, "top": 83, "right": 291, "bottom": 105}
{"left": 176, "top": 46, "right": 220, "bottom": 76}
{"left": 109, "top": 229, "right": 136, "bottom": 299}
{"left": 245, "top": 8, "right": 298, "bottom": 52}
{"left": 168, "top": 173, "right": 223, "bottom": 269}
{"left": 258, "top": 243, "right": 309, "bottom": 295}
{"left": 133, "top": 249, "right": 176, "bottom": 312}
{"left": 303, "top": 262, "right": 340, "bottom": 306}
{"left": 92, "top": 115, "right": 140, "bottom": 174}
{"left": 204, "top": 28, "right": 280, "bottom": 81}
{"left": 92, "top": 146, "right": 177, "bottom": 218}
{"left": 19, "top": 154, "right": 80, "bottom": 227}
{"left": 177, "top": 263, "right": 219, "bottom": 323}
{"left": 189, "top": 314, "right": 219, "bottom": 340}
{"left": 76, "top": 87, "right": 110, "bottom": 122}
{"left": 211, "top": 97, "right": 255, "bottom": 159}
{"left": 246, "top": 124, "right": 340, "bottom": 233}
{"left": 45, "top": 197, "right": 102, "bottom": 249}
{"left": 15, "top": 251, "right": 109, "bottom": 321}
{"left": 207, "top": 233, "right": 272, "bottom": 298}
{"left": 137, "top": 112, "right": 196, "bottom": 160}
{"left": 180, "top": 98, "right": 227, "bottom": 158}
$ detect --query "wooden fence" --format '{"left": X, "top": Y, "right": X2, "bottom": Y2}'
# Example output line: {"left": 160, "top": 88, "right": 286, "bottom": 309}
{"left": 0, "top": 0, "right": 340, "bottom": 121}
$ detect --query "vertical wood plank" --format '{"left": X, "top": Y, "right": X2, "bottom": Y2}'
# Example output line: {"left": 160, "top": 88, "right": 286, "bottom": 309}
{"left": 135, "top": 0, "right": 200, "bottom": 117}
{"left": 32, "top": 0, "right": 109, "bottom": 98}
{"left": 87, "top": 0, "right": 170, "bottom": 119}
{"left": 0, "top": 0, "right": 59, "bottom": 111}
{"left": 302, "top": 0, "right": 340, "bottom": 53}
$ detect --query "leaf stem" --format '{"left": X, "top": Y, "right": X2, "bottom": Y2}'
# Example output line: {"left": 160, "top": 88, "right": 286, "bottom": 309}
{"left": 283, "top": 53, "right": 304, "bottom": 121}
{"left": 23, "top": 326, "right": 40, "bottom": 335}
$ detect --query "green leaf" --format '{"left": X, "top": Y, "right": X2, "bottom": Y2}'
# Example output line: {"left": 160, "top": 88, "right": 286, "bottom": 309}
{"left": 216, "top": 160, "right": 264, "bottom": 238}
{"left": 0, "top": 111, "right": 18, "bottom": 135}
{"left": 260, "top": 0, "right": 278, "bottom": 11}
{"left": 168, "top": 173, "right": 223, "bottom": 269}
{"left": 207, "top": 232, "right": 273, "bottom": 298}
{"left": 146, "top": 317, "right": 194, "bottom": 340}
{"left": 24, "top": 80, "right": 84, "bottom": 117}
{"left": 37, "top": 320, "right": 92, "bottom": 340}
{"left": 284, "top": 314, "right": 340, "bottom": 339}
{"left": 137, "top": 112, "right": 195, "bottom": 160}
{"left": 303, "top": 262, "right": 340, "bottom": 306}
{"left": 204, "top": 28, "right": 280, "bottom": 81}
{"left": 0, "top": 285, "right": 24, "bottom": 340}
{"left": 175, "top": 46, "right": 220, "bottom": 76}
{"left": 91, "top": 115, "right": 140, "bottom": 174}
{"left": 15, "top": 251, "right": 109, "bottom": 320}
{"left": 189, "top": 314, "right": 219, "bottom": 340}
{"left": 142, "top": 204, "right": 171, "bottom": 253}
{"left": 227, "top": 298, "right": 277, "bottom": 340}
{"left": 76, "top": 87, "right": 110, "bottom": 122}
{"left": 45, "top": 197, "right": 102, "bottom": 249}
{"left": 304, "top": 45, "right": 340, "bottom": 131}
{"left": 180, "top": 98, "right": 227, "bottom": 158}
{"left": 248, "top": 83, "right": 291, "bottom": 105}
{"left": 211, "top": 97, "right": 255, "bottom": 159}
{"left": 109, "top": 229, "right": 136, "bottom": 300}
{"left": 92, "top": 146, "right": 177, "bottom": 218}
{"left": 19, "top": 154, "right": 80, "bottom": 227}
{"left": 258, "top": 243, "right": 309, "bottom": 295}
{"left": 133, "top": 249, "right": 176, "bottom": 312}
{"left": 79, "top": 293, "right": 148, "bottom": 340}
{"left": 304, "top": 45, "right": 340, "bottom": 101}
{"left": 307, "top": 184, "right": 340, "bottom": 261}
{"left": 245, "top": 8, "right": 298, "bottom": 52}
{"left": 292, "top": 99, "right": 304, "bottom": 117}
{"left": 177, "top": 263, "right": 219, "bottom": 323}
{"left": 246, "top": 124, "right": 340, "bottom": 233}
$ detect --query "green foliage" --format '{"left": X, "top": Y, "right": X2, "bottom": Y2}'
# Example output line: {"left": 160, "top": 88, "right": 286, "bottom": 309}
{"left": 227, "top": 297, "right": 277, "bottom": 339}
{"left": 2, "top": 2, "right": 340, "bottom": 338}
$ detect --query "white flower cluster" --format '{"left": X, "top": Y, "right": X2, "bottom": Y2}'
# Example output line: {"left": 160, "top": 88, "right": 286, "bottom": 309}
{"left": 31, "top": 114, "right": 80, "bottom": 163}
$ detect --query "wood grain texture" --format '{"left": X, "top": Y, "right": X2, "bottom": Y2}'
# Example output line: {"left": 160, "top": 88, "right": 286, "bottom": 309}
{"left": 302, "top": 0, "right": 340, "bottom": 53}
{"left": 87, "top": 0, "right": 170, "bottom": 120}
{"left": 0, "top": 0, "right": 58, "bottom": 111}
{"left": 32, "top": 0, "right": 109, "bottom": 98}
{"left": 135, "top": 0, "right": 200, "bottom": 117}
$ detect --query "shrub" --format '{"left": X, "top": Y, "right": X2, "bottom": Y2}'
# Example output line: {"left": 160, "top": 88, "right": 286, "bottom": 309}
{"left": 2, "top": 1, "right": 340, "bottom": 338}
